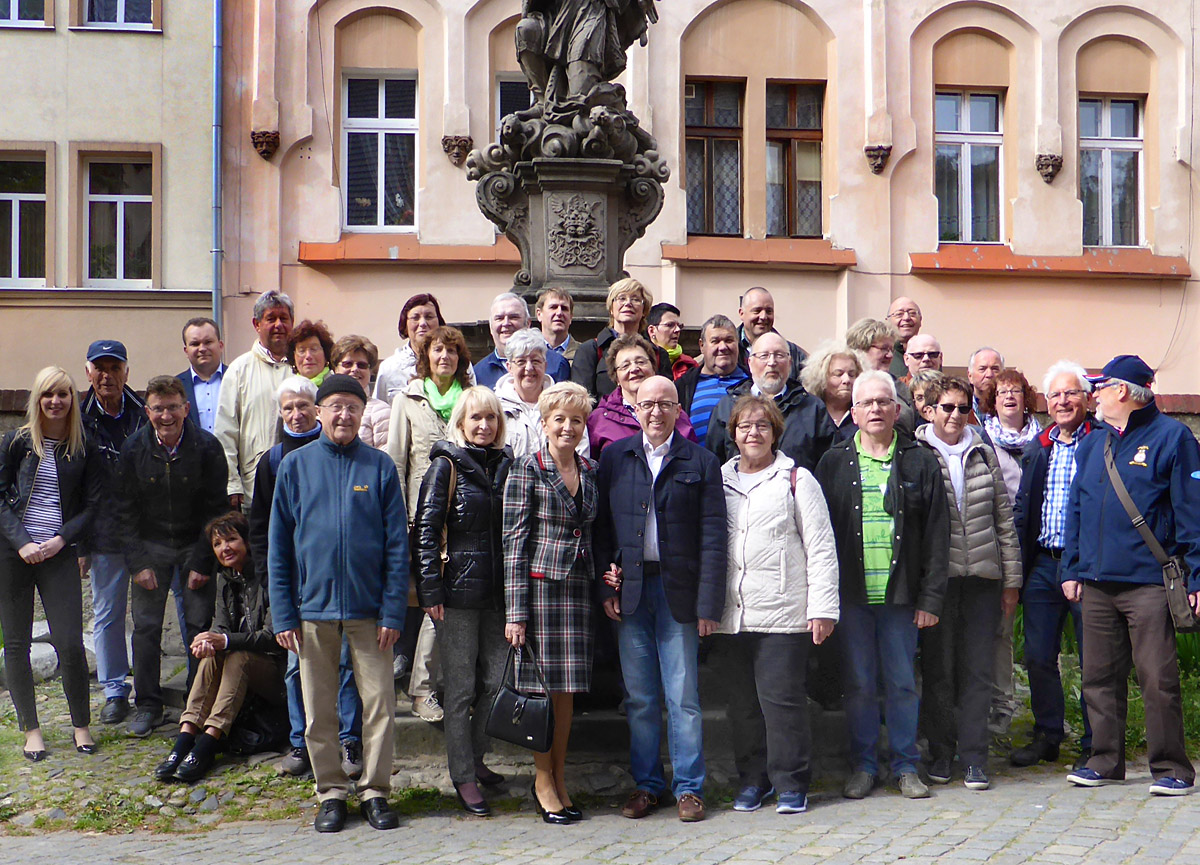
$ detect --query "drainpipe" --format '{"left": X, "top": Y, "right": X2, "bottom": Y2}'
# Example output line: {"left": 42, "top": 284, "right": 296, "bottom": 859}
{"left": 211, "top": 0, "right": 224, "bottom": 326}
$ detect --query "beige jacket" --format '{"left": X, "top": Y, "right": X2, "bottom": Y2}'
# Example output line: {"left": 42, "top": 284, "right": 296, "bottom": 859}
{"left": 387, "top": 378, "right": 450, "bottom": 521}
{"left": 915, "top": 425, "right": 1022, "bottom": 589}
{"left": 214, "top": 342, "right": 291, "bottom": 502}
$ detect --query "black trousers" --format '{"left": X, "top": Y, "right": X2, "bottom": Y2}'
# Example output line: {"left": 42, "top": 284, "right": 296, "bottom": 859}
{"left": 131, "top": 558, "right": 216, "bottom": 710}
{"left": 0, "top": 551, "right": 91, "bottom": 730}
{"left": 920, "top": 576, "right": 1001, "bottom": 768}
{"left": 714, "top": 631, "right": 813, "bottom": 795}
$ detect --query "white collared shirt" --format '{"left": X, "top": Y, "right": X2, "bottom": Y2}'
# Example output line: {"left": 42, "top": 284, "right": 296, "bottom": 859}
{"left": 642, "top": 432, "right": 675, "bottom": 562}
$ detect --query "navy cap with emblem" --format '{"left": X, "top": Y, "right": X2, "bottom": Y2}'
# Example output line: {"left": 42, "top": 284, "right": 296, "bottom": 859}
{"left": 1086, "top": 354, "right": 1153, "bottom": 388}
{"left": 86, "top": 339, "right": 128, "bottom": 363}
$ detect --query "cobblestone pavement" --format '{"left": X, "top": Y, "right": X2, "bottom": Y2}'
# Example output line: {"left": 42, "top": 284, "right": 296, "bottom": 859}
{"left": 2, "top": 761, "right": 1198, "bottom": 865}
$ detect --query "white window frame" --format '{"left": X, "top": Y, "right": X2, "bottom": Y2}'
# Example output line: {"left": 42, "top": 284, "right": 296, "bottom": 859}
{"left": 1, "top": 0, "right": 45, "bottom": 25}
{"left": 84, "top": 0, "right": 153, "bottom": 30}
{"left": 84, "top": 159, "right": 153, "bottom": 288}
{"left": 0, "top": 161, "right": 46, "bottom": 287}
{"left": 341, "top": 72, "right": 419, "bottom": 234}
{"left": 934, "top": 90, "right": 1004, "bottom": 244}
{"left": 1079, "top": 97, "right": 1144, "bottom": 248}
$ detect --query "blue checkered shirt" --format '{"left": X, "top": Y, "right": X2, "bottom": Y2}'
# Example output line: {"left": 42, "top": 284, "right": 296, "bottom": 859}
{"left": 1037, "top": 427, "right": 1081, "bottom": 549}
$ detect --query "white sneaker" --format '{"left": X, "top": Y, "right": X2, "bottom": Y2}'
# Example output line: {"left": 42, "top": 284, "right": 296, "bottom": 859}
{"left": 412, "top": 694, "right": 444, "bottom": 723}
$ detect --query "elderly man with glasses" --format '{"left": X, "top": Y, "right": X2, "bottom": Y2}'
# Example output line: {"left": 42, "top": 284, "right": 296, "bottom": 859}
{"left": 706, "top": 332, "right": 835, "bottom": 472}
{"left": 886, "top": 297, "right": 923, "bottom": 378}
{"left": 815, "top": 370, "right": 949, "bottom": 801}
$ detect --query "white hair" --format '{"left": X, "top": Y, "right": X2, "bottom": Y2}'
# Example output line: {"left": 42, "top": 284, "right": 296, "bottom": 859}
{"left": 852, "top": 370, "right": 898, "bottom": 403}
{"left": 503, "top": 327, "right": 548, "bottom": 361}
{"left": 968, "top": 346, "right": 1005, "bottom": 368}
{"left": 276, "top": 375, "right": 317, "bottom": 403}
{"left": 1041, "top": 360, "right": 1091, "bottom": 396}
{"left": 1111, "top": 379, "right": 1154, "bottom": 404}
{"left": 490, "top": 292, "right": 530, "bottom": 324}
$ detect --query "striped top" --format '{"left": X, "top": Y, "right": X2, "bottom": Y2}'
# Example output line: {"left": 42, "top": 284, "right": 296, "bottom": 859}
{"left": 692, "top": 371, "right": 747, "bottom": 446}
{"left": 24, "top": 439, "right": 63, "bottom": 544}
{"left": 855, "top": 432, "right": 895, "bottom": 604}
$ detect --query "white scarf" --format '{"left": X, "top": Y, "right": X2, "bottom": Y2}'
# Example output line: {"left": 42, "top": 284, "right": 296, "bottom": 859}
{"left": 925, "top": 430, "right": 973, "bottom": 514}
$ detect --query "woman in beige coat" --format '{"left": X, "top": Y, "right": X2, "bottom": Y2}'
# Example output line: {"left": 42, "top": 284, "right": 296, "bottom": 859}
{"left": 915, "top": 376, "right": 1021, "bottom": 792}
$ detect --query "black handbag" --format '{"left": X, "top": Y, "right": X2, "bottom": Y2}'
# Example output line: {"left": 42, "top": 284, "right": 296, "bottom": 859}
{"left": 1104, "top": 437, "right": 1200, "bottom": 633}
{"left": 485, "top": 644, "right": 555, "bottom": 753}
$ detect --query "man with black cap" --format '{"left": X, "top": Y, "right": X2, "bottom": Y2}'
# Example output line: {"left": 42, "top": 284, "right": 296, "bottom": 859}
{"left": 268, "top": 374, "right": 408, "bottom": 833}
{"left": 79, "top": 339, "right": 146, "bottom": 725}
{"left": 1061, "top": 355, "right": 1200, "bottom": 796}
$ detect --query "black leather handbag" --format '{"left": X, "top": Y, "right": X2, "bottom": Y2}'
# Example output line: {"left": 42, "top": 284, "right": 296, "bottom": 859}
{"left": 485, "top": 644, "right": 555, "bottom": 753}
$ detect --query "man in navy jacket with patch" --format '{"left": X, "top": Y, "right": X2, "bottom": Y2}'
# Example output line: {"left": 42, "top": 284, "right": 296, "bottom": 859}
{"left": 1061, "top": 355, "right": 1200, "bottom": 795}
{"left": 595, "top": 376, "right": 727, "bottom": 823}
{"left": 268, "top": 375, "right": 408, "bottom": 832}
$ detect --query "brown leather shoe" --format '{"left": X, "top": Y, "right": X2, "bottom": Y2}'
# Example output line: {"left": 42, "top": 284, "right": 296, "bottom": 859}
{"left": 677, "top": 792, "right": 706, "bottom": 822}
{"left": 620, "top": 789, "right": 659, "bottom": 819}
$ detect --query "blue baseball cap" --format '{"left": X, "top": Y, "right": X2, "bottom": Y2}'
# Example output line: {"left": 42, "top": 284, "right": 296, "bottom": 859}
{"left": 1086, "top": 354, "right": 1154, "bottom": 388}
{"left": 86, "top": 340, "right": 128, "bottom": 363}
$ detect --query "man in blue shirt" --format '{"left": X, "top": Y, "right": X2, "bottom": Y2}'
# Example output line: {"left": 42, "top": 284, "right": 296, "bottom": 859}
{"left": 177, "top": 317, "right": 226, "bottom": 434}
{"left": 674, "top": 314, "right": 746, "bottom": 446}
{"left": 474, "top": 292, "right": 569, "bottom": 388}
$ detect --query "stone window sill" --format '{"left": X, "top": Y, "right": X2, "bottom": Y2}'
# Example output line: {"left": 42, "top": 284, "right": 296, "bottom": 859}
{"left": 298, "top": 234, "right": 520, "bottom": 265}
{"left": 660, "top": 236, "right": 856, "bottom": 269}
{"left": 909, "top": 245, "right": 1190, "bottom": 279}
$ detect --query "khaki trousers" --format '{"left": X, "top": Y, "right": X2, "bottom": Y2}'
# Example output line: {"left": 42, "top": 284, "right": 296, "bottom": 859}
{"left": 180, "top": 650, "right": 284, "bottom": 734}
{"left": 299, "top": 619, "right": 396, "bottom": 801}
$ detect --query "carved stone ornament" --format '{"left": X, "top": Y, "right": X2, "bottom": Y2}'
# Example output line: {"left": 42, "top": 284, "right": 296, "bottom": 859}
{"left": 548, "top": 193, "right": 603, "bottom": 268}
{"left": 1036, "top": 153, "right": 1063, "bottom": 184}
{"left": 442, "top": 135, "right": 473, "bottom": 167}
{"left": 864, "top": 144, "right": 892, "bottom": 175}
{"left": 251, "top": 130, "right": 281, "bottom": 161}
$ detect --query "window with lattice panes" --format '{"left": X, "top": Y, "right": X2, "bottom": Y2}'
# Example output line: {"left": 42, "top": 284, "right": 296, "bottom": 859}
{"left": 766, "top": 82, "right": 823, "bottom": 238}
{"left": 0, "top": 160, "right": 46, "bottom": 285}
{"left": 934, "top": 91, "right": 1002, "bottom": 243}
{"left": 498, "top": 77, "right": 534, "bottom": 131}
{"left": 343, "top": 75, "right": 418, "bottom": 231}
{"left": 86, "top": 161, "right": 152, "bottom": 285}
{"left": 1079, "top": 97, "right": 1142, "bottom": 247}
{"left": 685, "top": 80, "right": 743, "bottom": 236}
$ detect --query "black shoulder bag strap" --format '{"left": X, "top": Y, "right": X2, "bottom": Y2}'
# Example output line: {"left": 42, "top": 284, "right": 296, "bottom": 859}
{"left": 1103, "top": 436, "right": 1169, "bottom": 566}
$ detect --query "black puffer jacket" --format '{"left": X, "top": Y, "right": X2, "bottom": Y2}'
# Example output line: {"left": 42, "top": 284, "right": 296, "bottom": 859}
{"left": 412, "top": 440, "right": 512, "bottom": 609}
{"left": 213, "top": 558, "right": 284, "bottom": 659}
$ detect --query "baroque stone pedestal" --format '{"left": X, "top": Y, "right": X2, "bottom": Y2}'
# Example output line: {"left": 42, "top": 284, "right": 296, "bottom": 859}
{"left": 474, "top": 157, "right": 665, "bottom": 299}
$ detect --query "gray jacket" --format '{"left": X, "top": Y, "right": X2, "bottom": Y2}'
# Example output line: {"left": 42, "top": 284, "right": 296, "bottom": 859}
{"left": 915, "top": 425, "right": 1022, "bottom": 589}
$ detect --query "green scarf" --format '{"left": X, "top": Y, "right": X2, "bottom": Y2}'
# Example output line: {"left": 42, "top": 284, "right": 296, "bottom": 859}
{"left": 665, "top": 344, "right": 683, "bottom": 364}
{"left": 423, "top": 377, "right": 463, "bottom": 420}
{"left": 308, "top": 367, "right": 331, "bottom": 387}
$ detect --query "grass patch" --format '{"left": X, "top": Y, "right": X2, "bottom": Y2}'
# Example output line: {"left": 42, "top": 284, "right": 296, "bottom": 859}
{"left": 71, "top": 791, "right": 151, "bottom": 833}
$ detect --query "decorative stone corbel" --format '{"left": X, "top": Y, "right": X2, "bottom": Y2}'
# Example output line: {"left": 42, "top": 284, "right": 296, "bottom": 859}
{"left": 1036, "top": 153, "right": 1063, "bottom": 184}
{"left": 864, "top": 144, "right": 892, "bottom": 175}
{"left": 251, "top": 130, "right": 281, "bottom": 161}
{"left": 442, "top": 135, "right": 474, "bottom": 167}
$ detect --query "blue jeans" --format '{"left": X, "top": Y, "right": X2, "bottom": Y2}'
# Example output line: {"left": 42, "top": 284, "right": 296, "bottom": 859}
{"left": 1023, "top": 551, "right": 1091, "bottom": 747}
{"left": 616, "top": 572, "right": 705, "bottom": 798}
{"left": 285, "top": 637, "right": 363, "bottom": 748}
{"left": 839, "top": 602, "right": 921, "bottom": 776}
{"left": 90, "top": 553, "right": 131, "bottom": 699}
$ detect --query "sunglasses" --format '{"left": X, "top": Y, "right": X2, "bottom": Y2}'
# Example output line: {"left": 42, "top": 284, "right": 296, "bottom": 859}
{"left": 907, "top": 351, "right": 942, "bottom": 360}
{"left": 937, "top": 403, "right": 972, "bottom": 415}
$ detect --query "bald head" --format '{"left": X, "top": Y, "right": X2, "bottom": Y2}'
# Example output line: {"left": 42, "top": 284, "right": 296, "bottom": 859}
{"left": 749, "top": 332, "right": 790, "bottom": 396}
{"left": 887, "top": 296, "right": 923, "bottom": 340}
{"left": 634, "top": 376, "right": 681, "bottom": 446}
{"left": 739, "top": 287, "right": 776, "bottom": 340}
{"left": 904, "top": 333, "right": 943, "bottom": 376}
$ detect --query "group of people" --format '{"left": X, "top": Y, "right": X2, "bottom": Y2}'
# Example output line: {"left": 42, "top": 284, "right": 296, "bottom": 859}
{"left": 1, "top": 281, "right": 1199, "bottom": 835}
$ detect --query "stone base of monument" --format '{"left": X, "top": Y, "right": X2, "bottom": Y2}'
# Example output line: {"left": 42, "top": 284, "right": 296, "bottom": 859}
{"left": 475, "top": 158, "right": 665, "bottom": 299}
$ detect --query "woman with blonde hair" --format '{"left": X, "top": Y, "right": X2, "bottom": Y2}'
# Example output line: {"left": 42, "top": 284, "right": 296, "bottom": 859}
{"left": 413, "top": 386, "right": 513, "bottom": 815}
{"left": 0, "top": 366, "right": 103, "bottom": 760}
{"left": 800, "top": 341, "right": 871, "bottom": 442}
{"left": 571, "top": 277, "right": 671, "bottom": 400}
{"left": 503, "top": 381, "right": 598, "bottom": 824}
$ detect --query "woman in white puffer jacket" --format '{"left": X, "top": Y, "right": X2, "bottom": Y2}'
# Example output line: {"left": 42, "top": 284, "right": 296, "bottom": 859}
{"left": 715, "top": 394, "right": 839, "bottom": 816}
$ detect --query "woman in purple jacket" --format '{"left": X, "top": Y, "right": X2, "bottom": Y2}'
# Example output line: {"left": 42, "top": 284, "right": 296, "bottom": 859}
{"left": 586, "top": 334, "right": 696, "bottom": 458}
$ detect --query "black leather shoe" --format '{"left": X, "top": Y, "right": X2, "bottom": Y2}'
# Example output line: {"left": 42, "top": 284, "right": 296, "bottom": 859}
{"left": 531, "top": 782, "right": 572, "bottom": 825}
{"left": 173, "top": 748, "right": 215, "bottom": 783}
{"left": 73, "top": 733, "right": 98, "bottom": 755}
{"left": 1011, "top": 734, "right": 1060, "bottom": 767}
{"left": 475, "top": 764, "right": 506, "bottom": 787}
{"left": 455, "top": 784, "right": 491, "bottom": 817}
{"left": 314, "top": 799, "right": 348, "bottom": 833}
{"left": 562, "top": 804, "right": 583, "bottom": 822}
{"left": 360, "top": 796, "right": 399, "bottom": 830}
{"left": 100, "top": 697, "right": 130, "bottom": 725}
{"left": 22, "top": 749, "right": 47, "bottom": 762}
{"left": 154, "top": 750, "right": 186, "bottom": 782}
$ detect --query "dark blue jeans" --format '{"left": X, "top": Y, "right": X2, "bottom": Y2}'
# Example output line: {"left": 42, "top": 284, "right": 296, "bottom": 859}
{"left": 839, "top": 602, "right": 921, "bottom": 776}
{"left": 1023, "top": 551, "right": 1091, "bottom": 747}
{"left": 285, "top": 638, "right": 363, "bottom": 748}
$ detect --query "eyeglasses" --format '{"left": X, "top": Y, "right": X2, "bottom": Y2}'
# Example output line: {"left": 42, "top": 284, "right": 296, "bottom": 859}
{"left": 614, "top": 358, "right": 652, "bottom": 373}
{"left": 1091, "top": 380, "right": 1117, "bottom": 391}
{"left": 887, "top": 310, "right": 920, "bottom": 321}
{"left": 320, "top": 401, "right": 364, "bottom": 416}
{"left": 510, "top": 357, "right": 546, "bottom": 369}
{"left": 735, "top": 421, "right": 773, "bottom": 435}
{"left": 613, "top": 294, "right": 644, "bottom": 307}
{"left": 654, "top": 321, "right": 682, "bottom": 331}
{"left": 937, "top": 403, "right": 972, "bottom": 415}
{"left": 337, "top": 361, "right": 372, "bottom": 371}
{"left": 854, "top": 397, "right": 895, "bottom": 410}
{"left": 906, "top": 351, "right": 941, "bottom": 360}
{"left": 995, "top": 388, "right": 1024, "bottom": 397}
{"left": 751, "top": 351, "right": 789, "bottom": 362}
{"left": 147, "top": 403, "right": 185, "bottom": 415}
{"left": 1047, "top": 388, "right": 1086, "bottom": 401}
{"left": 635, "top": 400, "right": 679, "bottom": 414}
